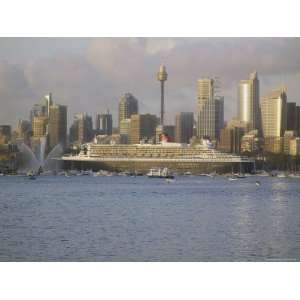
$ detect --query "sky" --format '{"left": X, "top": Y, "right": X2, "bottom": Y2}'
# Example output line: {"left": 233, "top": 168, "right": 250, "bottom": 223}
{"left": 1, "top": 37, "right": 300, "bottom": 128}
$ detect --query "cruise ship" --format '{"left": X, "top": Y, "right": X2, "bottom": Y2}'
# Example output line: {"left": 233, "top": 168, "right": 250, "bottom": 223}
{"left": 61, "top": 141, "right": 255, "bottom": 174}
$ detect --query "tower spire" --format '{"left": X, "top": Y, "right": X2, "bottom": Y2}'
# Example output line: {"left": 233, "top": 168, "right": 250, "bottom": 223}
{"left": 157, "top": 64, "right": 168, "bottom": 126}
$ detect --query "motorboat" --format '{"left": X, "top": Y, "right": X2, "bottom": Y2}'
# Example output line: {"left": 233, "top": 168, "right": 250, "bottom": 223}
{"left": 147, "top": 168, "right": 174, "bottom": 179}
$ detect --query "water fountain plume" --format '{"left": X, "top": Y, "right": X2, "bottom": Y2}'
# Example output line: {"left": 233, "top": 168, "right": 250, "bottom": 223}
{"left": 18, "top": 142, "right": 64, "bottom": 173}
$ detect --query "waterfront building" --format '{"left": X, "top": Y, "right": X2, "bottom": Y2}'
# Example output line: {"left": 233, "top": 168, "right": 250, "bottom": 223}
{"left": 218, "top": 119, "right": 248, "bottom": 154}
{"left": 69, "top": 113, "right": 93, "bottom": 145}
{"left": 237, "top": 71, "right": 260, "bottom": 131}
{"left": 157, "top": 65, "right": 168, "bottom": 126}
{"left": 218, "top": 126, "right": 245, "bottom": 154}
{"left": 175, "top": 112, "right": 194, "bottom": 143}
{"left": 264, "top": 137, "right": 284, "bottom": 154}
{"left": 241, "top": 130, "right": 261, "bottom": 154}
{"left": 283, "top": 130, "right": 296, "bottom": 155}
{"left": 196, "top": 78, "right": 216, "bottom": 139}
{"left": 130, "top": 114, "right": 157, "bottom": 144}
{"left": 261, "top": 88, "right": 287, "bottom": 140}
{"left": 96, "top": 112, "right": 113, "bottom": 135}
{"left": 289, "top": 137, "right": 300, "bottom": 156}
{"left": 48, "top": 104, "right": 67, "bottom": 149}
{"left": 118, "top": 93, "right": 138, "bottom": 129}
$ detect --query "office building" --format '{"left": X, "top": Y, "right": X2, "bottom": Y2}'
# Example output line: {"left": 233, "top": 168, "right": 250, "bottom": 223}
{"left": 119, "top": 119, "right": 131, "bottom": 144}
{"left": 241, "top": 130, "right": 261, "bottom": 154}
{"left": 16, "top": 120, "right": 32, "bottom": 145}
{"left": 130, "top": 114, "right": 157, "bottom": 144}
{"left": 215, "top": 96, "right": 224, "bottom": 139}
{"left": 287, "top": 102, "right": 297, "bottom": 131}
{"left": 238, "top": 71, "right": 260, "bottom": 131}
{"left": 48, "top": 104, "right": 67, "bottom": 149}
{"left": 196, "top": 78, "right": 216, "bottom": 139}
{"left": 96, "top": 112, "right": 113, "bottom": 135}
{"left": 175, "top": 112, "right": 194, "bottom": 143}
{"left": 289, "top": 138, "right": 300, "bottom": 156}
{"left": 0, "top": 125, "right": 12, "bottom": 144}
{"left": 296, "top": 106, "right": 300, "bottom": 136}
{"left": 118, "top": 93, "right": 138, "bottom": 129}
{"left": 218, "top": 119, "right": 248, "bottom": 154}
{"left": 70, "top": 113, "right": 93, "bottom": 144}
{"left": 32, "top": 116, "right": 48, "bottom": 138}
{"left": 261, "top": 88, "right": 287, "bottom": 138}
{"left": 283, "top": 130, "right": 296, "bottom": 155}
{"left": 30, "top": 93, "right": 53, "bottom": 122}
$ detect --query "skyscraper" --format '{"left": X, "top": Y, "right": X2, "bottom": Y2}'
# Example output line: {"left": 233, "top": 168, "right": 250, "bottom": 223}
{"left": 130, "top": 114, "right": 157, "bottom": 144}
{"left": 69, "top": 113, "right": 93, "bottom": 145}
{"left": 96, "top": 112, "right": 113, "bottom": 135}
{"left": 118, "top": 93, "right": 138, "bottom": 129}
{"left": 175, "top": 112, "right": 194, "bottom": 143}
{"left": 286, "top": 102, "right": 297, "bottom": 132}
{"left": 30, "top": 93, "right": 53, "bottom": 122}
{"left": 48, "top": 104, "right": 67, "bottom": 149}
{"left": 215, "top": 96, "right": 224, "bottom": 140}
{"left": 238, "top": 71, "right": 260, "bottom": 131}
{"left": 32, "top": 116, "right": 48, "bottom": 138}
{"left": 196, "top": 78, "right": 216, "bottom": 139}
{"left": 261, "top": 88, "right": 287, "bottom": 138}
{"left": 157, "top": 65, "right": 168, "bottom": 126}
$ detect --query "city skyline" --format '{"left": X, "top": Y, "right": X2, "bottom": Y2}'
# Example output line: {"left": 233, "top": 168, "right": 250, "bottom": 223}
{"left": 1, "top": 38, "right": 300, "bottom": 128}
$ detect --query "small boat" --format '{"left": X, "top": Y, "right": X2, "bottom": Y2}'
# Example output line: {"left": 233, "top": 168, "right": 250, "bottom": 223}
{"left": 277, "top": 173, "right": 287, "bottom": 178}
{"left": 165, "top": 178, "right": 175, "bottom": 183}
{"left": 147, "top": 168, "right": 174, "bottom": 179}
{"left": 236, "top": 174, "right": 246, "bottom": 179}
{"left": 28, "top": 175, "right": 36, "bottom": 180}
{"left": 255, "top": 181, "right": 261, "bottom": 186}
{"left": 288, "top": 173, "right": 300, "bottom": 178}
{"left": 228, "top": 177, "right": 238, "bottom": 181}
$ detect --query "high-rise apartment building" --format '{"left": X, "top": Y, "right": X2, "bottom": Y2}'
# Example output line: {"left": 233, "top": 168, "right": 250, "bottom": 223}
{"left": 238, "top": 71, "right": 260, "bottom": 131}
{"left": 196, "top": 78, "right": 216, "bottom": 139}
{"left": 96, "top": 112, "right": 113, "bottom": 135}
{"left": 118, "top": 93, "right": 138, "bottom": 129}
{"left": 130, "top": 114, "right": 157, "bottom": 144}
{"left": 48, "top": 104, "right": 67, "bottom": 149}
{"left": 175, "top": 112, "right": 194, "bottom": 143}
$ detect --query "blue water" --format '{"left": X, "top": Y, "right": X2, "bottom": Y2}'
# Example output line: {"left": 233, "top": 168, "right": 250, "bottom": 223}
{"left": 0, "top": 175, "right": 300, "bottom": 261}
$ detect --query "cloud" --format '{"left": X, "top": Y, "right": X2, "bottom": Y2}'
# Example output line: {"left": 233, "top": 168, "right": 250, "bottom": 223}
{"left": 1, "top": 38, "right": 300, "bottom": 128}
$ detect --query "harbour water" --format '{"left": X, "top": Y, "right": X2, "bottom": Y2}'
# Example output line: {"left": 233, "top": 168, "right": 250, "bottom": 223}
{"left": 0, "top": 174, "right": 300, "bottom": 261}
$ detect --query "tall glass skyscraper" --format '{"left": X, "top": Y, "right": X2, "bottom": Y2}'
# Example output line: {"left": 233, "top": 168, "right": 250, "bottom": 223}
{"left": 196, "top": 78, "right": 216, "bottom": 139}
{"left": 238, "top": 71, "right": 260, "bottom": 131}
